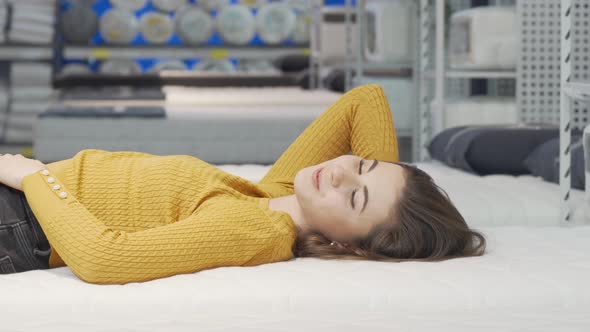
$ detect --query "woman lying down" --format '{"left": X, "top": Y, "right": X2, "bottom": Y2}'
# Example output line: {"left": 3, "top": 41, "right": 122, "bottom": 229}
{"left": 0, "top": 84, "right": 486, "bottom": 284}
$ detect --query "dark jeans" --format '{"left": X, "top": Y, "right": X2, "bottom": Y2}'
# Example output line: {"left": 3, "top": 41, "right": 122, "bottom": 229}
{"left": 0, "top": 183, "right": 51, "bottom": 274}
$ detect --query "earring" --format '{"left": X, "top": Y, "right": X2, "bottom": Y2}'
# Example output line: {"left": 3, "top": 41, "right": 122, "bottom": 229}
{"left": 330, "top": 241, "right": 336, "bottom": 246}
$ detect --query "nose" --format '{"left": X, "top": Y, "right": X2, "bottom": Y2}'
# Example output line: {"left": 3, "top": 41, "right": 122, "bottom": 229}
{"left": 330, "top": 165, "right": 359, "bottom": 189}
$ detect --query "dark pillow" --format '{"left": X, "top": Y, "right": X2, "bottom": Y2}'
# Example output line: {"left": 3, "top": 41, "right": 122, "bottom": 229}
{"left": 427, "top": 126, "right": 470, "bottom": 162}
{"left": 428, "top": 124, "right": 560, "bottom": 175}
{"left": 295, "top": 69, "right": 311, "bottom": 90}
{"left": 323, "top": 69, "right": 346, "bottom": 93}
{"left": 274, "top": 55, "right": 309, "bottom": 73}
{"left": 523, "top": 134, "right": 585, "bottom": 189}
{"left": 296, "top": 68, "right": 347, "bottom": 92}
{"left": 522, "top": 137, "right": 559, "bottom": 182}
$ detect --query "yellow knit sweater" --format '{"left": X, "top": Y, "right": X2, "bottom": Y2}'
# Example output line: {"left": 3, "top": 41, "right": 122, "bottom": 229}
{"left": 21, "top": 84, "right": 399, "bottom": 284}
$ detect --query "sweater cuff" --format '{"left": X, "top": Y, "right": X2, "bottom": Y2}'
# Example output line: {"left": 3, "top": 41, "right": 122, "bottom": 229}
{"left": 22, "top": 169, "right": 75, "bottom": 209}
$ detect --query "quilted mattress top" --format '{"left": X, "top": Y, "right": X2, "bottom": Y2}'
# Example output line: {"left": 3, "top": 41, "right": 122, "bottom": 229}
{"left": 1, "top": 162, "right": 589, "bottom": 332}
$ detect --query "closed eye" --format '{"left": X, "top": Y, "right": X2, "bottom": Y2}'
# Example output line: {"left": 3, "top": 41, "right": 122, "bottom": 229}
{"left": 351, "top": 159, "right": 363, "bottom": 209}
{"left": 351, "top": 159, "right": 377, "bottom": 214}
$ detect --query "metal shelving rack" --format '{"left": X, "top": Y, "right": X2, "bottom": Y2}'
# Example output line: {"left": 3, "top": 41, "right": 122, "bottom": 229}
{"left": 55, "top": 1, "right": 310, "bottom": 87}
{"left": 418, "top": 0, "right": 518, "bottom": 162}
{"left": 58, "top": 44, "right": 311, "bottom": 84}
{"left": 0, "top": 45, "right": 53, "bottom": 60}
{"left": 309, "top": 0, "right": 419, "bottom": 160}
{"left": 559, "top": 0, "right": 590, "bottom": 226}
{"left": 309, "top": 0, "right": 351, "bottom": 90}
{"left": 63, "top": 45, "right": 311, "bottom": 62}
{"left": 348, "top": 0, "right": 419, "bottom": 144}
{"left": 419, "top": 0, "right": 588, "bottom": 226}
{"left": 423, "top": 69, "right": 517, "bottom": 79}
{"left": 515, "top": 0, "right": 590, "bottom": 226}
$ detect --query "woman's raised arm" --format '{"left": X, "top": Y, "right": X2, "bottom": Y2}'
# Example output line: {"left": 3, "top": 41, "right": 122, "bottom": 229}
{"left": 258, "top": 84, "right": 399, "bottom": 192}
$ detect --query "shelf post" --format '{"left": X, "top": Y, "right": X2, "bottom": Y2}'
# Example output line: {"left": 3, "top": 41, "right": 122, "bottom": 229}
{"left": 354, "top": 0, "right": 364, "bottom": 89}
{"left": 344, "top": 0, "right": 359, "bottom": 91}
{"left": 418, "top": 0, "right": 431, "bottom": 162}
{"left": 309, "top": 0, "right": 323, "bottom": 90}
{"left": 432, "top": 0, "right": 445, "bottom": 138}
{"left": 560, "top": 0, "right": 573, "bottom": 226}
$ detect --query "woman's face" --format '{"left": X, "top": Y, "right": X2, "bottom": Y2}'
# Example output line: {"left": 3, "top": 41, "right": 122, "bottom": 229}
{"left": 293, "top": 155, "right": 406, "bottom": 243}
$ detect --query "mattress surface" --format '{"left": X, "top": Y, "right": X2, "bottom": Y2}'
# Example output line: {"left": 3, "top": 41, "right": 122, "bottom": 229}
{"left": 2, "top": 162, "right": 589, "bottom": 332}
{"left": 415, "top": 160, "right": 588, "bottom": 226}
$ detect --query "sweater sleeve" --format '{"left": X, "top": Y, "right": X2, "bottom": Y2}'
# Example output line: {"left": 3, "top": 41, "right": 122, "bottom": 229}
{"left": 258, "top": 84, "right": 399, "bottom": 191}
{"left": 22, "top": 171, "right": 288, "bottom": 285}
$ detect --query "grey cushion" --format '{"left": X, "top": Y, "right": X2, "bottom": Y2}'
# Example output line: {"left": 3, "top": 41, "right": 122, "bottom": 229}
{"left": 523, "top": 134, "right": 585, "bottom": 189}
{"left": 426, "top": 125, "right": 470, "bottom": 162}
{"left": 428, "top": 125, "right": 560, "bottom": 175}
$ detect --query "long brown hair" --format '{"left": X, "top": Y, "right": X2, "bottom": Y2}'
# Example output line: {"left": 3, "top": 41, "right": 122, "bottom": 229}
{"left": 292, "top": 162, "right": 486, "bottom": 262}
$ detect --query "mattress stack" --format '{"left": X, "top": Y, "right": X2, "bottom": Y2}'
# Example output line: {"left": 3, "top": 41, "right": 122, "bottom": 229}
{"left": 449, "top": 6, "right": 517, "bottom": 70}
{"left": 441, "top": 97, "right": 518, "bottom": 128}
{"left": 442, "top": 6, "right": 518, "bottom": 129}
{"left": 6, "top": 62, "right": 54, "bottom": 144}
{"left": 0, "top": 79, "right": 9, "bottom": 144}
{"left": 0, "top": 1, "right": 7, "bottom": 43}
{"left": 33, "top": 87, "right": 343, "bottom": 163}
{"left": 8, "top": 0, "right": 56, "bottom": 44}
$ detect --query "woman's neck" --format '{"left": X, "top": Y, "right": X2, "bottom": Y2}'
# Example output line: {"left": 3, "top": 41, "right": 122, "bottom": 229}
{"left": 268, "top": 195, "right": 312, "bottom": 233}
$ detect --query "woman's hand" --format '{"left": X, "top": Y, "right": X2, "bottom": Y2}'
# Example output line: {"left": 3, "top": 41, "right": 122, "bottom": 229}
{"left": 0, "top": 154, "right": 47, "bottom": 191}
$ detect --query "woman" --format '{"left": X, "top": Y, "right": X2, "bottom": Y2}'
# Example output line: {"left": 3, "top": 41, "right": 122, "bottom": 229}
{"left": 0, "top": 84, "right": 486, "bottom": 284}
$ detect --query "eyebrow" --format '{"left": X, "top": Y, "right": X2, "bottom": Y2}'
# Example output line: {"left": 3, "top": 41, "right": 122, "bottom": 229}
{"left": 361, "top": 160, "right": 379, "bottom": 213}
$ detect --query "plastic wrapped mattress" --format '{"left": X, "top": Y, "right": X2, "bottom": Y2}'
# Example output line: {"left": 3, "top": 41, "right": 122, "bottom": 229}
{"left": 34, "top": 87, "right": 343, "bottom": 163}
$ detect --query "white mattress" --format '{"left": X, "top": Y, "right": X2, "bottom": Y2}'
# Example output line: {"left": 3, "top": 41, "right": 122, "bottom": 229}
{"left": 163, "top": 86, "right": 343, "bottom": 107}
{"left": 443, "top": 97, "right": 519, "bottom": 128}
{"left": 449, "top": 6, "right": 517, "bottom": 70}
{"left": 416, "top": 161, "right": 588, "bottom": 226}
{"left": 2, "top": 162, "right": 590, "bottom": 331}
